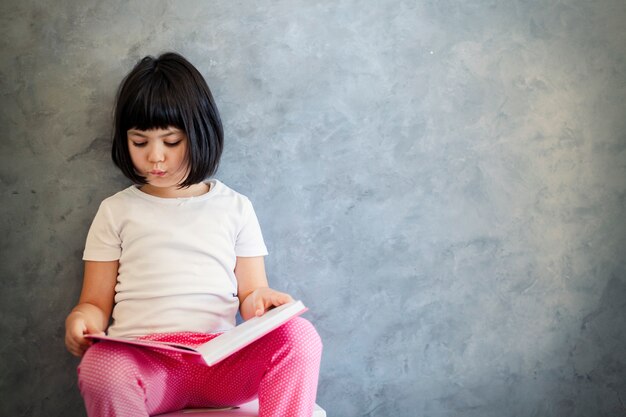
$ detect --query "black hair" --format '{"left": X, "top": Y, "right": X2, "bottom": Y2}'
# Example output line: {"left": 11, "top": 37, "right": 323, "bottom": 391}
{"left": 111, "top": 52, "right": 223, "bottom": 187}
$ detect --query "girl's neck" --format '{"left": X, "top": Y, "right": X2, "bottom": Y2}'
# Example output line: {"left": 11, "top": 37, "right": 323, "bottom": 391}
{"left": 138, "top": 182, "right": 210, "bottom": 199}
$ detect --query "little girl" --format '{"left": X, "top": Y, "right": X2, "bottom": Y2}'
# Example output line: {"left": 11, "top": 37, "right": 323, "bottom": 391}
{"left": 64, "top": 52, "right": 322, "bottom": 417}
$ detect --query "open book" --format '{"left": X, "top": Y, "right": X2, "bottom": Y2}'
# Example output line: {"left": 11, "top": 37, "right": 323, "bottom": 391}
{"left": 86, "top": 300, "right": 308, "bottom": 366}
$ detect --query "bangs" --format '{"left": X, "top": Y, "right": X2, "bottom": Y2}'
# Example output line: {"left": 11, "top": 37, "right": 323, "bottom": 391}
{"left": 120, "top": 72, "right": 187, "bottom": 132}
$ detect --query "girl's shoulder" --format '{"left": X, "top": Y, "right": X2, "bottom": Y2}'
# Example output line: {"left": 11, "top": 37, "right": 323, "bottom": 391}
{"left": 209, "top": 179, "right": 257, "bottom": 213}
{"left": 98, "top": 185, "right": 138, "bottom": 205}
{"left": 214, "top": 179, "right": 249, "bottom": 200}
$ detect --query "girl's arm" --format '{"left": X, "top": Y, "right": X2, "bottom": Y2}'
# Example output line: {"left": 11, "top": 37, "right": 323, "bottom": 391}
{"left": 235, "top": 256, "right": 293, "bottom": 321}
{"left": 65, "top": 260, "right": 118, "bottom": 357}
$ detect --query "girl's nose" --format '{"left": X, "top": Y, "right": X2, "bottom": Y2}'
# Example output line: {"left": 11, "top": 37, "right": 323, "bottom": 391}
{"left": 148, "top": 143, "right": 165, "bottom": 162}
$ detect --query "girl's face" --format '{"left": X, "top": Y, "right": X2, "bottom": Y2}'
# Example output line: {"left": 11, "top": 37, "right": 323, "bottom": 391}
{"left": 127, "top": 127, "right": 200, "bottom": 197}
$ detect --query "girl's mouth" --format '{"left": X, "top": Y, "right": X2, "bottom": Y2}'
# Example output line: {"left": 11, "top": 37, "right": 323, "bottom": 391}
{"left": 149, "top": 170, "right": 166, "bottom": 177}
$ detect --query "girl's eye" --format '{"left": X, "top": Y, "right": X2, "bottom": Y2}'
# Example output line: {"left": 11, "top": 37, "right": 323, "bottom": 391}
{"left": 165, "top": 141, "right": 182, "bottom": 147}
{"left": 131, "top": 142, "right": 147, "bottom": 147}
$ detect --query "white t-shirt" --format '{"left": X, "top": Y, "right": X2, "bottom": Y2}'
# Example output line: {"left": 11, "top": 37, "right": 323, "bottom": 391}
{"left": 83, "top": 179, "right": 268, "bottom": 338}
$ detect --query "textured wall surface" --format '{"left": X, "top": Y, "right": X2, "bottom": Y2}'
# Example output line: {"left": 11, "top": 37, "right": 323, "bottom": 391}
{"left": 1, "top": 1, "right": 625, "bottom": 416}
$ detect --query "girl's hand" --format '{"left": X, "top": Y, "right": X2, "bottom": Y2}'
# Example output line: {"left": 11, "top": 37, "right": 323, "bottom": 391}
{"left": 64, "top": 311, "right": 105, "bottom": 357}
{"left": 249, "top": 287, "right": 294, "bottom": 317}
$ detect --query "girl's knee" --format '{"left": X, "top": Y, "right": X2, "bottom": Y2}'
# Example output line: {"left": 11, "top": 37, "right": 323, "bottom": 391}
{"left": 77, "top": 343, "right": 140, "bottom": 395}
{"left": 277, "top": 317, "right": 323, "bottom": 359}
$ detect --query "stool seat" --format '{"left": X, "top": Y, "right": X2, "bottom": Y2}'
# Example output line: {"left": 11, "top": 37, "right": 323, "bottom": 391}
{"left": 154, "top": 399, "right": 326, "bottom": 416}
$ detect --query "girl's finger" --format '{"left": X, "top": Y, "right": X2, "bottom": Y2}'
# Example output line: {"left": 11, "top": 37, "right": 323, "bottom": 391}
{"left": 275, "top": 292, "right": 292, "bottom": 305}
{"left": 272, "top": 294, "right": 284, "bottom": 306}
{"left": 68, "top": 339, "right": 82, "bottom": 357}
{"left": 255, "top": 296, "right": 265, "bottom": 316}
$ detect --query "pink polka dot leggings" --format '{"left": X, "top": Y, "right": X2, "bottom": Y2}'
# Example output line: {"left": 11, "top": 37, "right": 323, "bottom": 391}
{"left": 77, "top": 317, "right": 323, "bottom": 417}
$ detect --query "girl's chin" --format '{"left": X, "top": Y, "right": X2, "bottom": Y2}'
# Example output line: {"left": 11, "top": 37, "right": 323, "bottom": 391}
{"left": 146, "top": 174, "right": 177, "bottom": 184}
{"left": 144, "top": 179, "right": 181, "bottom": 190}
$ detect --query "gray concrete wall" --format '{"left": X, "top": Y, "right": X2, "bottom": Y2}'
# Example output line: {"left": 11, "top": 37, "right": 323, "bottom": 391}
{"left": 1, "top": 1, "right": 625, "bottom": 416}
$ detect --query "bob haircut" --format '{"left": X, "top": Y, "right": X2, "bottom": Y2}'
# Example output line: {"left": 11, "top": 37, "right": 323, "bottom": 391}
{"left": 111, "top": 52, "right": 223, "bottom": 187}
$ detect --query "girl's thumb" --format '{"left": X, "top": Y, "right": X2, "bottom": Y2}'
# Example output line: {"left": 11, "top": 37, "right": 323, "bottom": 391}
{"left": 255, "top": 302, "right": 264, "bottom": 316}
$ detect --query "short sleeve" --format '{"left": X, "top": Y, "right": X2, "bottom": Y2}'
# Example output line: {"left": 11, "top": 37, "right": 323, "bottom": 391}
{"left": 83, "top": 201, "right": 122, "bottom": 261}
{"left": 235, "top": 198, "right": 269, "bottom": 257}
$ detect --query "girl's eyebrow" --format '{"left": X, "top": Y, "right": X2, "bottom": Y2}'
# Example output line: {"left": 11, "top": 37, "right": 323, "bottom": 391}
{"left": 127, "top": 130, "right": 180, "bottom": 138}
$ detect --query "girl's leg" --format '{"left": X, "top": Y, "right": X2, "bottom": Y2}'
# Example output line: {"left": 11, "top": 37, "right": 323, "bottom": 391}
{"left": 78, "top": 319, "right": 323, "bottom": 417}
{"left": 189, "top": 317, "right": 323, "bottom": 417}
{"left": 256, "top": 316, "right": 323, "bottom": 417}
{"left": 77, "top": 342, "right": 188, "bottom": 417}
